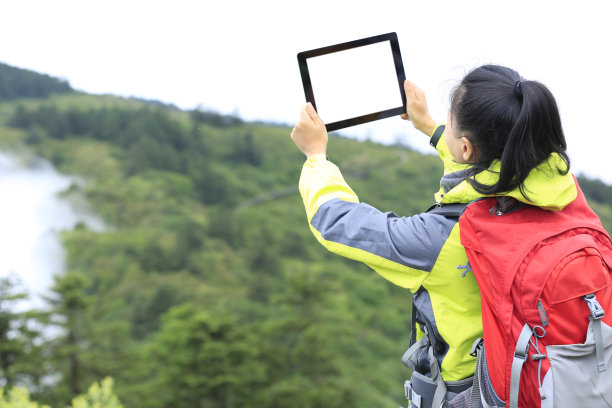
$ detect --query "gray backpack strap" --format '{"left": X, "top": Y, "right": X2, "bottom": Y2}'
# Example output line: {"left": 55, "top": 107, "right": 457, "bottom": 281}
{"left": 469, "top": 339, "right": 491, "bottom": 408}
{"left": 469, "top": 339, "right": 505, "bottom": 408}
{"left": 402, "top": 335, "right": 429, "bottom": 370}
{"left": 584, "top": 293, "right": 607, "bottom": 372}
{"left": 509, "top": 324, "right": 533, "bottom": 408}
{"left": 426, "top": 203, "right": 468, "bottom": 219}
{"left": 402, "top": 336, "right": 448, "bottom": 408}
{"left": 429, "top": 348, "right": 448, "bottom": 408}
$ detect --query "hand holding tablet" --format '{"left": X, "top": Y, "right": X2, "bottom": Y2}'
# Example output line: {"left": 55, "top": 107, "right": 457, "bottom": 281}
{"left": 297, "top": 32, "right": 406, "bottom": 132}
{"left": 290, "top": 102, "right": 328, "bottom": 157}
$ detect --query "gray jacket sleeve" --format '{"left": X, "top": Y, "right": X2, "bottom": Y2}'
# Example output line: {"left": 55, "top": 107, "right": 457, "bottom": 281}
{"left": 310, "top": 198, "right": 457, "bottom": 273}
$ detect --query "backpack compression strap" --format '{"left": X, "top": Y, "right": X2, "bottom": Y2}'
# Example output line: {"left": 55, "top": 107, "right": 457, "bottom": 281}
{"left": 584, "top": 294, "right": 607, "bottom": 372}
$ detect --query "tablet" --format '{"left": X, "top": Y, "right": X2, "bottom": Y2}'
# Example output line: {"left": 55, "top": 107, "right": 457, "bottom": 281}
{"left": 297, "top": 32, "right": 406, "bottom": 132}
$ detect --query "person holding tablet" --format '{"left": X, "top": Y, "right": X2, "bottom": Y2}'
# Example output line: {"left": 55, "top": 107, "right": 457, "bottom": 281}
{"left": 290, "top": 64, "right": 580, "bottom": 408}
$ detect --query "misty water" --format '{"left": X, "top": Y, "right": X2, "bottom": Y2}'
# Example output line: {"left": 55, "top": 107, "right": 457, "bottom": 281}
{"left": 0, "top": 151, "right": 105, "bottom": 310}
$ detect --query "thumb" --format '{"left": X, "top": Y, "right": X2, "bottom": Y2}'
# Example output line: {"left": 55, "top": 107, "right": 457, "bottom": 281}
{"left": 404, "top": 80, "right": 414, "bottom": 97}
{"left": 305, "top": 102, "right": 323, "bottom": 126}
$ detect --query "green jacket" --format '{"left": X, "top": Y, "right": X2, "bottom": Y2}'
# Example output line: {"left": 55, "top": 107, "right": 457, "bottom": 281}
{"left": 298, "top": 125, "right": 577, "bottom": 381}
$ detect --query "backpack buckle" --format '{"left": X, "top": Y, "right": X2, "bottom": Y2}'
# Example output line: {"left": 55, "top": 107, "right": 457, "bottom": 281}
{"left": 584, "top": 294, "right": 605, "bottom": 320}
{"left": 469, "top": 338, "right": 483, "bottom": 357}
{"left": 404, "top": 380, "right": 412, "bottom": 400}
{"left": 489, "top": 205, "right": 504, "bottom": 216}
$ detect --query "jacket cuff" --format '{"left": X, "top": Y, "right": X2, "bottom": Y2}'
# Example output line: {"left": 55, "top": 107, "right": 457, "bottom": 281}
{"left": 430, "top": 124, "right": 446, "bottom": 148}
{"left": 304, "top": 153, "right": 329, "bottom": 168}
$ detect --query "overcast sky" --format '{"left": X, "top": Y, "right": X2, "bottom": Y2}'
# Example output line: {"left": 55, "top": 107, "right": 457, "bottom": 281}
{"left": 2, "top": 0, "right": 611, "bottom": 183}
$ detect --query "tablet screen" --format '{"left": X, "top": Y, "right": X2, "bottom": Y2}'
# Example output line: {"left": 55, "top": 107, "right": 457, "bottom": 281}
{"left": 298, "top": 33, "right": 406, "bottom": 132}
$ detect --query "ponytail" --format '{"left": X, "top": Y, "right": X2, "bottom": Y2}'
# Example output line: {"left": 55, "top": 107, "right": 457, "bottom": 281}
{"left": 450, "top": 65, "right": 570, "bottom": 198}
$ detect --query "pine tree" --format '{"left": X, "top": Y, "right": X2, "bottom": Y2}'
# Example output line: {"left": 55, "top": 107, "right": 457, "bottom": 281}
{"left": 0, "top": 275, "right": 47, "bottom": 389}
{"left": 141, "top": 303, "right": 263, "bottom": 408}
{"left": 43, "top": 272, "right": 92, "bottom": 405}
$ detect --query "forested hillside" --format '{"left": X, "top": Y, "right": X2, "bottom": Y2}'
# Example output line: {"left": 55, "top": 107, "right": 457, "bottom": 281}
{"left": 0, "top": 64, "right": 611, "bottom": 408}
{"left": 0, "top": 62, "right": 72, "bottom": 101}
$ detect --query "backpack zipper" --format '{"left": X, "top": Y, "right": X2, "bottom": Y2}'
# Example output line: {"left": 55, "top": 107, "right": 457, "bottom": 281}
{"left": 537, "top": 299, "right": 549, "bottom": 327}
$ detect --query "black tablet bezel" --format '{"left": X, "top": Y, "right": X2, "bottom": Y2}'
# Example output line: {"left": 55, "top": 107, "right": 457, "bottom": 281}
{"left": 297, "top": 32, "right": 406, "bottom": 132}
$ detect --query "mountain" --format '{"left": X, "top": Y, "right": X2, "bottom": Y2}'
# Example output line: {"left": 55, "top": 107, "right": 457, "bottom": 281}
{"left": 0, "top": 63, "right": 611, "bottom": 408}
{"left": 0, "top": 62, "right": 72, "bottom": 100}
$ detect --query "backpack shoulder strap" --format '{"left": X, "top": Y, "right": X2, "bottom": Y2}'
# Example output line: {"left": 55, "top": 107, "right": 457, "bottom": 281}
{"left": 509, "top": 324, "right": 534, "bottom": 408}
{"left": 411, "top": 202, "right": 470, "bottom": 346}
{"left": 426, "top": 202, "right": 469, "bottom": 218}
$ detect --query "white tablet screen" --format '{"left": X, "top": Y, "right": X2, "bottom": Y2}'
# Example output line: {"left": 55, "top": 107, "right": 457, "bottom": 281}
{"left": 307, "top": 41, "right": 401, "bottom": 125}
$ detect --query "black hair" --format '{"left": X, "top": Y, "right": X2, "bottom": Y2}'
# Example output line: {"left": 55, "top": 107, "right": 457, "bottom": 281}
{"left": 450, "top": 65, "right": 570, "bottom": 198}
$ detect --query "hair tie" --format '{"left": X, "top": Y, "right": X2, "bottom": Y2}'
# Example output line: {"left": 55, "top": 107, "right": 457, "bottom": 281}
{"left": 513, "top": 80, "right": 523, "bottom": 99}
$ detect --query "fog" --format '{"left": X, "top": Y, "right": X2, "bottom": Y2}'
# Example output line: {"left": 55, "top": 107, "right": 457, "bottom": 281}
{"left": 0, "top": 151, "right": 105, "bottom": 309}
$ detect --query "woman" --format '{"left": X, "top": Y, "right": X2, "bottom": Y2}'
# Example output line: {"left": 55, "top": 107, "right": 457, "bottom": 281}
{"left": 290, "top": 65, "right": 581, "bottom": 407}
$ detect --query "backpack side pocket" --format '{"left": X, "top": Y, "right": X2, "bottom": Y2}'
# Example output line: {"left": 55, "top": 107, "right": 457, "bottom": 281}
{"left": 545, "top": 321, "right": 612, "bottom": 407}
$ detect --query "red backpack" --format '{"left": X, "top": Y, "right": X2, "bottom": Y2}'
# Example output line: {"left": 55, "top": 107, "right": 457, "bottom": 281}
{"left": 458, "top": 180, "right": 612, "bottom": 407}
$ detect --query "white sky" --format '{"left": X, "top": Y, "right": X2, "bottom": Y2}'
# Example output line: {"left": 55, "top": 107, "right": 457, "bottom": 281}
{"left": 1, "top": 0, "right": 611, "bottom": 183}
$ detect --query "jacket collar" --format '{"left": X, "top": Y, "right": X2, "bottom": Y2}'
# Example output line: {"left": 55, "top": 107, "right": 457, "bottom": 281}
{"left": 436, "top": 154, "right": 577, "bottom": 211}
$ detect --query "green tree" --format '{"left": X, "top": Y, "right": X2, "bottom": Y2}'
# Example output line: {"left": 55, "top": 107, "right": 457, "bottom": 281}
{"left": 0, "top": 62, "right": 72, "bottom": 100}
{"left": 71, "top": 377, "right": 123, "bottom": 408}
{"left": 252, "top": 268, "right": 357, "bottom": 408}
{"left": 43, "top": 273, "right": 92, "bottom": 405}
{"left": 1, "top": 377, "right": 122, "bottom": 408}
{"left": 0, "top": 276, "right": 47, "bottom": 389}
{"left": 228, "top": 132, "right": 262, "bottom": 166}
{"left": 142, "top": 303, "right": 262, "bottom": 408}
{"left": 0, "top": 386, "right": 50, "bottom": 408}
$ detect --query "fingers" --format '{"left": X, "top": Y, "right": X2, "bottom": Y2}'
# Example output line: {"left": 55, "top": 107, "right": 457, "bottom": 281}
{"left": 402, "top": 80, "right": 436, "bottom": 134}
{"left": 292, "top": 103, "right": 322, "bottom": 141}
{"left": 403, "top": 80, "right": 419, "bottom": 121}
{"left": 299, "top": 103, "right": 312, "bottom": 124}
{"left": 291, "top": 103, "right": 328, "bottom": 157}
{"left": 404, "top": 80, "right": 422, "bottom": 102}
{"left": 304, "top": 102, "right": 323, "bottom": 126}
{"left": 404, "top": 80, "right": 414, "bottom": 100}
{"left": 305, "top": 102, "right": 316, "bottom": 119}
